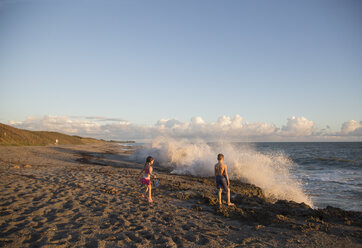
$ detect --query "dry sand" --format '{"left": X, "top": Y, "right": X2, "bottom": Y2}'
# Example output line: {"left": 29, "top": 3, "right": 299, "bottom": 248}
{"left": 0, "top": 143, "right": 361, "bottom": 247}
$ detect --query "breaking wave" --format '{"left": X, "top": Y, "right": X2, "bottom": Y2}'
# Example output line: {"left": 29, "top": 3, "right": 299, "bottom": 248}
{"left": 133, "top": 136, "right": 313, "bottom": 206}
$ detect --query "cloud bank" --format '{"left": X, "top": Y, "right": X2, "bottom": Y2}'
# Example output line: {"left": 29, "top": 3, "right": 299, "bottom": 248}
{"left": 340, "top": 120, "right": 362, "bottom": 136}
{"left": 7, "top": 115, "right": 362, "bottom": 141}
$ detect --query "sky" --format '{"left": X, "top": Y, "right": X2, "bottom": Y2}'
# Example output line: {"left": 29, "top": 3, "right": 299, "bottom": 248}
{"left": 0, "top": 0, "right": 361, "bottom": 141}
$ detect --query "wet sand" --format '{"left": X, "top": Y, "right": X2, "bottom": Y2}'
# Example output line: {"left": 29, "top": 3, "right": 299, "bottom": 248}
{"left": 0, "top": 144, "right": 361, "bottom": 247}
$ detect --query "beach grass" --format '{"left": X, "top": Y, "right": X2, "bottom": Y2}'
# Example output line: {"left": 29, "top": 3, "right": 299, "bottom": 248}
{"left": 0, "top": 123, "right": 103, "bottom": 146}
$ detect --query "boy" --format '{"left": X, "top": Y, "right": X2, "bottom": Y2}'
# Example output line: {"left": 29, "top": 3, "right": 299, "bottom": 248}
{"left": 215, "top": 153, "right": 234, "bottom": 207}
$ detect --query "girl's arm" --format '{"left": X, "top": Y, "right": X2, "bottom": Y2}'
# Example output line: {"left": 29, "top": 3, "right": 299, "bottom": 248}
{"left": 149, "top": 167, "right": 156, "bottom": 178}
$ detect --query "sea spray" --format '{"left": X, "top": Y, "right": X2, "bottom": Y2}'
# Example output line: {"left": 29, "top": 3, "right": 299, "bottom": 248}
{"left": 225, "top": 143, "right": 312, "bottom": 205}
{"left": 133, "top": 137, "right": 313, "bottom": 206}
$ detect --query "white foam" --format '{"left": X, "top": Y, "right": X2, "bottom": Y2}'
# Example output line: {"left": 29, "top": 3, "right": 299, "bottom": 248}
{"left": 133, "top": 136, "right": 313, "bottom": 206}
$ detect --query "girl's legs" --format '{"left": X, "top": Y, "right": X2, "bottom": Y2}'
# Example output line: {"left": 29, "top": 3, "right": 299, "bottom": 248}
{"left": 144, "top": 184, "right": 149, "bottom": 197}
{"left": 148, "top": 184, "right": 152, "bottom": 201}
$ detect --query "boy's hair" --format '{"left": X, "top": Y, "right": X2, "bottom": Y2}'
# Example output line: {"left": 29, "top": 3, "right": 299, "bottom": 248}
{"left": 146, "top": 156, "right": 154, "bottom": 163}
{"left": 217, "top": 153, "right": 224, "bottom": 161}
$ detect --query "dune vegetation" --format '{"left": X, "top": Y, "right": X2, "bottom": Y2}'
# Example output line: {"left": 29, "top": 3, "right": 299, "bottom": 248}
{"left": 0, "top": 123, "right": 103, "bottom": 146}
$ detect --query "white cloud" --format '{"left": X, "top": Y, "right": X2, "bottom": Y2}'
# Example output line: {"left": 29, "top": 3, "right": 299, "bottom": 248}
{"left": 340, "top": 120, "right": 362, "bottom": 136}
{"left": 7, "top": 115, "right": 362, "bottom": 141}
{"left": 191, "top": 116, "right": 205, "bottom": 126}
{"left": 216, "top": 114, "right": 243, "bottom": 129}
{"left": 280, "top": 116, "right": 314, "bottom": 136}
{"left": 217, "top": 115, "right": 232, "bottom": 127}
{"left": 10, "top": 115, "right": 101, "bottom": 135}
{"left": 155, "top": 119, "right": 184, "bottom": 129}
{"left": 242, "top": 122, "right": 276, "bottom": 136}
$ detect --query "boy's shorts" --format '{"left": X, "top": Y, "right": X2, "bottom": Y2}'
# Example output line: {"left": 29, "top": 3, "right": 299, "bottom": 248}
{"left": 216, "top": 175, "right": 228, "bottom": 190}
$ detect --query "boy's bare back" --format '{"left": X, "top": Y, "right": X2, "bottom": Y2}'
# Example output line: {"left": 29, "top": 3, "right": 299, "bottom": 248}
{"left": 215, "top": 162, "right": 227, "bottom": 176}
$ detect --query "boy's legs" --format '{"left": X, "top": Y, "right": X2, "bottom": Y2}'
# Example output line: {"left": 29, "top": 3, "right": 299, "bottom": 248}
{"left": 218, "top": 188, "right": 222, "bottom": 206}
{"left": 227, "top": 187, "right": 235, "bottom": 206}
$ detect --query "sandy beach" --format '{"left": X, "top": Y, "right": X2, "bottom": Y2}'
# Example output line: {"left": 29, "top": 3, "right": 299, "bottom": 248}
{"left": 0, "top": 143, "right": 361, "bottom": 248}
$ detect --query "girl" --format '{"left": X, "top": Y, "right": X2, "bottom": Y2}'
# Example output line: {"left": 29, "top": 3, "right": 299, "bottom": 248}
{"left": 139, "top": 156, "right": 156, "bottom": 203}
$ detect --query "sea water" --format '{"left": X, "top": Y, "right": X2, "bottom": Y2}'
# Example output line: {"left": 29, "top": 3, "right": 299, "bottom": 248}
{"left": 133, "top": 139, "right": 362, "bottom": 211}
{"left": 252, "top": 142, "right": 361, "bottom": 211}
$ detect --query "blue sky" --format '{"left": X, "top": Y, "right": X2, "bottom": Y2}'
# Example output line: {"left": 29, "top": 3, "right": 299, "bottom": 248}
{"left": 0, "top": 0, "right": 361, "bottom": 140}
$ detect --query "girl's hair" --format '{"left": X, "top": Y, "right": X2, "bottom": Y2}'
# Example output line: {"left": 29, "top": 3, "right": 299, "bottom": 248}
{"left": 145, "top": 156, "right": 154, "bottom": 165}
{"left": 217, "top": 153, "right": 224, "bottom": 161}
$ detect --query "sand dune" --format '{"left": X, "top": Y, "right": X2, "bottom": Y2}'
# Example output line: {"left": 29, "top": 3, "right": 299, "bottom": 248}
{"left": 0, "top": 123, "right": 104, "bottom": 146}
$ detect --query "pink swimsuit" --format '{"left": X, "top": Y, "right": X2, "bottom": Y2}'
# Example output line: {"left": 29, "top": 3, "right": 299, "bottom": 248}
{"left": 141, "top": 167, "right": 151, "bottom": 185}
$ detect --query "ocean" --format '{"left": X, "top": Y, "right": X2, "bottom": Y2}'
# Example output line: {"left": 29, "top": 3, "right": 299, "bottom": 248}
{"left": 252, "top": 142, "right": 362, "bottom": 211}
{"left": 133, "top": 139, "right": 362, "bottom": 211}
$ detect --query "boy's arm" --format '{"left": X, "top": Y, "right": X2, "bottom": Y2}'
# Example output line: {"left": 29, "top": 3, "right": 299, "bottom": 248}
{"left": 224, "top": 164, "right": 230, "bottom": 185}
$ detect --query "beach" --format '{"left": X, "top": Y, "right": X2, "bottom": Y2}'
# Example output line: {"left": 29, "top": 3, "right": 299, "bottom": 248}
{"left": 0, "top": 143, "right": 361, "bottom": 248}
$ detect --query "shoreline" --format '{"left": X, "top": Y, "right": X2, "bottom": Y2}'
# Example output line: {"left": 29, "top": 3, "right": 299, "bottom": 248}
{"left": 0, "top": 143, "right": 361, "bottom": 247}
